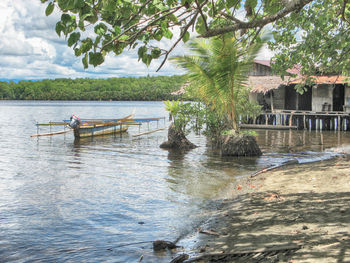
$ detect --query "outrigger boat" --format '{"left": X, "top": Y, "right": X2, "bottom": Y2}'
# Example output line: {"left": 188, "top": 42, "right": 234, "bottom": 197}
{"left": 32, "top": 113, "right": 166, "bottom": 139}
{"left": 68, "top": 113, "right": 135, "bottom": 138}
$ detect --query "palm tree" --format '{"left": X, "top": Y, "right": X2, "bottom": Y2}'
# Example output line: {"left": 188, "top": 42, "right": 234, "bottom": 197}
{"left": 171, "top": 34, "right": 265, "bottom": 132}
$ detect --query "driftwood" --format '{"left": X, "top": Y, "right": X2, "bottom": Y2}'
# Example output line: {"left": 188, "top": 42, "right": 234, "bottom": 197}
{"left": 198, "top": 229, "right": 220, "bottom": 236}
{"left": 250, "top": 159, "right": 299, "bottom": 178}
{"left": 184, "top": 243, "right": 302, "bottom": 262}
{"left": 170, "top": 254, "right": 189, "bottom": 263}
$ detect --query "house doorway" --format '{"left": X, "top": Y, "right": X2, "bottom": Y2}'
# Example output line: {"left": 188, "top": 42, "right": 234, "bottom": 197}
{"left": 284, "top": 85, "right": 297, "bottom": 110}
{"left": 333, "top": 85, "right": 345, "bottom": 111}
{"left": 298, "top": 86, "right": 312, "bottom": 111}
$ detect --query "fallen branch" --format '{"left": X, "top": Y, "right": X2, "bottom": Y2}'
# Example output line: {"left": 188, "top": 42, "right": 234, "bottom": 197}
{"left": 250, "top": 159, "right": 299, "bottom": 177}
{"left": 184, "top": 243, "right": 302, "bottom": 262}
{"left": 170, "top": 254, "right": 189, "bottom": 263}
{"left": 198, "top": 229, "right": 220, "bottom": 236}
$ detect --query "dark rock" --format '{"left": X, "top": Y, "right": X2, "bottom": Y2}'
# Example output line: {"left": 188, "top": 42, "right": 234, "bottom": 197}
{"left": 153, "top": 240, "right": 177, "bottom": 251}
{"left": 160, "top": 124, "right": 196, "bottom": 150}
{"left": 220, "top": 134, "right": 262, "bottom": 157}
{"left": 302, "top": 225, "right": 309, "bottom": 230}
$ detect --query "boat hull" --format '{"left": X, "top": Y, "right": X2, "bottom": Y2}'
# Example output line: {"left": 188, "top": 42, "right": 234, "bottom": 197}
{"left": 74, "top": 124, "right": 129, "bottom": 138}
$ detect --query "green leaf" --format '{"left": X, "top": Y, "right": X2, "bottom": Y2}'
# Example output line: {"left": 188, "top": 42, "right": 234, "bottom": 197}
{"left": 94, "top": 35, "right": 102, "bottom": 46}
{"left": 55, "top": 22, "right": 64, "bottom": 36}
{"left": 74, "top": 48, "right": 82, "bottom": 56}
{"left": 226, "top": 0, "right": 236, "bottom": 9}
{"left": 195, "top": 16, "right": 206, "bottom": 35}
{"left": 142, "top": 54, "right": 152, "bottom": 67}
{"left": 182, "top": 31, "right": 190, "bottom": 43}
{"left": 245, "top": 0, "right": 257, "bottom": 9}
{"left": 151, "top": 48, "right": 161, "bottom": 58}
{"left": 45, "top": 3, "right": 55, "bottom": 16}
{"left": 78, "top": 20, "right": 85, "bottom": 31}
{"left": 118, "top": 35, "right": 129, "bottom": 41}
{"left": 68, "top": 32, "right": 81, "bottom": 47}
{"left": 73, "top": 0, "right": 85, "bottom": 8}
{"left": 82, "top": 53, "right": 88, "bottom": 69}
{"left": 57, "top": 0, "right": 75, "bottom": 10}
{"left": 138, "top": 46, "right": 147, "bottom": 60}
{"left": 61, "top": 14, "right": 71, "bottom": 24}
{"left": 85, "top": 9, "right": 98, "bottom": 24}
{"left": 154, "top": 31, "right": 163, "bottom": 41}
{"left": 94, "top": 23, "right": 107, "bottom": 36}
{"left": 89, "top": 52, "right": 105, "bottom": 67}
{"left": 163, "top": 28, "right": 173, "bottom": 39}
{"left": 114, "top": 26, "right": 121, "bottom": 36}
{"left": 81, "top": 38, "right": 93, "bottom": 53}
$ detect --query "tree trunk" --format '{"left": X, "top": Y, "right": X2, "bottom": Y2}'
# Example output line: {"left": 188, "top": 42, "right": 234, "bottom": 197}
{"left": 160, "top": 123, "right": 197, "bottom": 150}
{"left": 220, "top": 134, "right": 262, "bottom": 157}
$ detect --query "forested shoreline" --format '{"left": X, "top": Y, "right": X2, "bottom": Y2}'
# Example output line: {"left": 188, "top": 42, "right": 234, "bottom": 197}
{"left": 0, "top": 75, "right": 186, "bottom": 101}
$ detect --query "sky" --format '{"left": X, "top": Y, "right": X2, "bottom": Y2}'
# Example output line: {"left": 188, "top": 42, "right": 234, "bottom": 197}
{"left": 0, "top": 0, "right": 273, "bottom": 81}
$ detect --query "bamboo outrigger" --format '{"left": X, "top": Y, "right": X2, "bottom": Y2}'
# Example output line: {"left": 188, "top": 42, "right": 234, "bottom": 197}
{"left": 32, "top": 113, "right": 166, "bottom": 139}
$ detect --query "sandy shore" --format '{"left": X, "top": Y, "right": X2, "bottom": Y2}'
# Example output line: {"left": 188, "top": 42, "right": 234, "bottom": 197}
{"left": 179, "top": 155, "right": 350, "bottom": 262}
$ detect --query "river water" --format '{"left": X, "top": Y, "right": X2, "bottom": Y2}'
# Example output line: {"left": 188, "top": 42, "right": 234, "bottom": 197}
{"left": 0, "top": 101, "right": 349, "bottom": 262}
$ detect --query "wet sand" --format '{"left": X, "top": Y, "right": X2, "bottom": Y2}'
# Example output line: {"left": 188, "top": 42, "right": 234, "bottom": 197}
{"left": 180, "top": 156, "right": 350, "bottom": 262}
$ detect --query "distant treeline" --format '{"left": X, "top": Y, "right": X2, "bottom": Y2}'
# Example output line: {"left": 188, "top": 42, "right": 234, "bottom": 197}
{"left": 0, "top": 75, "right": 187, "bottom": 101}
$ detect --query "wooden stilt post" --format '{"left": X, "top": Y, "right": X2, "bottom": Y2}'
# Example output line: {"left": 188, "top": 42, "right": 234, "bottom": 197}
{"left": 303, "top": 115, "right": 306, "bottom": 130}
{"left": 270, "top": 92, "right": 274, "bottom": 112}
{"left": 289, "top": 113, "right": 293, "bottom": 127}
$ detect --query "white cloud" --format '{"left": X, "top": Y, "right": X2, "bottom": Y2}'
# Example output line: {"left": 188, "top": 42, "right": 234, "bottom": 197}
{"left": 257, "top": 44, "right": 275, "bottom": 60}
{"left": 0, "top": 0, "right": 182, "bottom": 80}
{"left": 0, "top": 0, "right": 273, "bottom": 81}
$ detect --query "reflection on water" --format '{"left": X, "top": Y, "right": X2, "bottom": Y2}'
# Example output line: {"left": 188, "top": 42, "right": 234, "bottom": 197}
{"left": 0, "top": 101, "right": 349, "bottom": 262}
{"left": 257, "top": 129, "right": 349, "bottom": 153}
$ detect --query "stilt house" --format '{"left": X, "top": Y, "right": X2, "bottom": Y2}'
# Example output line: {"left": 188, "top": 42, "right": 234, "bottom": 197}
{"left": 246, "top": 60, "right": 350, "bottom": 131}
{"left": 248, "top": 60, "right": 350, "bottom": 113}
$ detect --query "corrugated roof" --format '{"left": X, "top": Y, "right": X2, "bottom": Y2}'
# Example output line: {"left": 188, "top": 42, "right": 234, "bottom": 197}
{"left": 253, "top": 60, "right": 301, "bottom": 75}
{"left": 289, "top": 75, "right": 350, "bottom": 85}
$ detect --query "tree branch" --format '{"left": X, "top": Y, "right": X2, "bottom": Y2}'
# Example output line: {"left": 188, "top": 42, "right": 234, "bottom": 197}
{"left": 201, "top": 0, "right": 314, "bottom": 38}
{"left": 101, "top": 5, "right": 184, "bottom": 51}
{"left": 218, "top": 11, "right": 244, "bottom": 24}
{"left": 123, "top": 0, "right": 153, "bottom": 29}
{"left": 340, "top": 0, "right": 350, "bottom": 24}
{"left": 156, "top": 11, "right": 199, "bottom": 72}
{"left": 195, "top": 0, "right": 209, "bottom": 31}
{"left": 128, "top": 5, "right": 185, "bottom": 46}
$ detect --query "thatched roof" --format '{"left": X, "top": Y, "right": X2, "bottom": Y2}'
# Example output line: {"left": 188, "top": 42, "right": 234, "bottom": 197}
{"left": 171, "top": 75, "right": 349, "bottom": 96}
{"left": 248, "top": 75, "right": 349, "bottom": 94}
{"left": 248, "top": 76, "right": 287, "bottom": 94}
